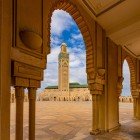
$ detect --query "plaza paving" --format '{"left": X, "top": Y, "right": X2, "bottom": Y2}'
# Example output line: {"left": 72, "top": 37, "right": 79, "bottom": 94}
{"left": 10, "top": 102, "right": 140, "bottom": 140}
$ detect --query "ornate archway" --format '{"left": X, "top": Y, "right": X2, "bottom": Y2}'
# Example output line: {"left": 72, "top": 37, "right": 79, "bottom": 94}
{"left": 45, "top": 0, "right": 106, "bottom": 134}
{"left": 47, "top": 0, "right": 93, "bottom": 56}
{"left": 122, "top": 55, "right": 138, "bottom": 118}
{"left": 123, "top": 56, "right": 137, "bottom": 95}
{"left": 46, "top": 0, "right": 96, "bottom": 86}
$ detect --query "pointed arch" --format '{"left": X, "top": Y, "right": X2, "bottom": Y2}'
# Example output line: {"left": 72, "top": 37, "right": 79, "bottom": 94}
{"left": 47, "top": 0, "right": 95, "bottom": 85}
{"left": 48, "top": 0, "right": 93, "bottom": 51}
{"left": 123, "top": 56, "right": 137, "bottom": 95}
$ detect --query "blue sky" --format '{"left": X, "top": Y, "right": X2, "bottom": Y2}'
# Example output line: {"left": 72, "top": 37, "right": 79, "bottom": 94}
{"left": 38, "top": 10, "right": 130, "bottom": 96}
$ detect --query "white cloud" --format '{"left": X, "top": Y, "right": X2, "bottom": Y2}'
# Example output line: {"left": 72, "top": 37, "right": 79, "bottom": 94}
{"left": 70, "top": 59, "right": 81, "bottom": 68}
{"left": 70, "top": 67, "right": 87, "bottom": 84}
{"left": 71, "top": 33, "right": 83, "bottom": 40}
{"left": 51, "top": 36, "right": 63, "bottom": 47}
{"left": 51, "top": 10, "right": 74, "bottom": 36}
{"left": 69, "top": 50, "right": 86, "bottom": 68}
{"left": 47, "top": 46, "right": 60, "bottom": 63}
{"left": 68, "top": 33, "right": 84, "bottom": 46}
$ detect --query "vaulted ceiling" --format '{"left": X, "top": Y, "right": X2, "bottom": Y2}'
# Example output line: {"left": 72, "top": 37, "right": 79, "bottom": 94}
{"left": 79, "top": 0, "right": 140, "bottom": 58}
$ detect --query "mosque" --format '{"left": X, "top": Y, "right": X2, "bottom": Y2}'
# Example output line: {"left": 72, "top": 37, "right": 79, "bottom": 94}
{"left": 2, "top": 1, "right": 140, "bottom": 138}
{"left": 39, "top": 43, "right": 92, "bottom": 101}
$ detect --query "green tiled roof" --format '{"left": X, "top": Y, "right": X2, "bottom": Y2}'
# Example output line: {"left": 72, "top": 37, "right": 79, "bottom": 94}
{"left": 69, "top": 82, "right": 80, "bottom": 85}
{"left": 69, "top": 83, "right": 88, "bottom": 88}
{"left": 45, "top": 83, "right": 88, "bottom": 89}
{"left": 45, "top": 86, "right": 58, "bottom": 89}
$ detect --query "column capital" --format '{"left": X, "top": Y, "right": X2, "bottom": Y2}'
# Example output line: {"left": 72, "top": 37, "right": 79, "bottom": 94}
{"left": 15, "top": 86, "right": 24, "bottom": 99}
{"left": 131, "top": 89, "right": 140, "bottom": 98}
{"left": 88, "top": 68, "right": 105, "bottom": 95}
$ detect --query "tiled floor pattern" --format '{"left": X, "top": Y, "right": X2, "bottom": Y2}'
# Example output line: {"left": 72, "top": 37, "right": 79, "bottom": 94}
{"left": 10, "top": 102, "right": 140, "bottom": 140}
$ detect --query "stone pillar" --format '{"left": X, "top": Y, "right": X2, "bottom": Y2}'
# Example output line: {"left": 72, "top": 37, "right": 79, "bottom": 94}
{"left": 133, "top": 98, "right": 137, "bottom": 118}
{"left": 137, "top": 97, "right": 140, "bottom": 119}
{"left": 135, "top": 96, "right": 140, "bottom": 119}
{"left": 117, "top": 77, "right": 124, "bottom": 125}
{"left": 91, "top": 94, "right": 100, "bottom": 135}
{"left": 132, "top": 89, "right": 140, "bottom": 119}
{"left": 89, "top": 69, "right": 105, "bottom": 135}
{"left": 28, "top": 87, "right": 36, "bottom": 140}
{"left": 15, "top": 86, "right": 24, "bottom": 140}
{"left": 0, "top": 0, "right": 11, "bottom": 139}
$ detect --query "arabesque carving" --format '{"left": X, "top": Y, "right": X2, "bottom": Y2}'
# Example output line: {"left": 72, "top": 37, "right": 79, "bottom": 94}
{"left": 88, "top": 68, "right": 105, "bottom": 94}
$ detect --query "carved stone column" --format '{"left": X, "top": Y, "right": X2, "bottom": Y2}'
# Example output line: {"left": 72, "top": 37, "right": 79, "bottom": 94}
{"left": 28, "top": 87, "right": 36, "bottom": 140}
{"left": 133, "top": 97, "right": 137, "bottom": 118}
{"left": 132, "top": 89, "right": 139, "bottom": 119}
{"left": 117, "top": 76, "right": 124, "bottom": 125}
{"left": 89, "top": 69, "right": 105, "bottom": 135}
{"left": 90, "top": 93, "right": 100, "bottom": 134}
{"left": 15, "top": 86, "right": 24, "bottom": 140}
{"left": 137, "top": 96, "right": 140, "bottom": 119}
{"left": 136, "top": 85, "right": 140, "bottom": 119}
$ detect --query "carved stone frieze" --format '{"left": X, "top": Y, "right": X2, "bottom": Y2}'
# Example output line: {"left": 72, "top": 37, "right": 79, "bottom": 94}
{"left": 11, "top": 47, "right": 46, "bottom": 69}
{"left": 13, "top": 77, "right": 40, "bottom": 88}
{"left": 12, "top": 61, "right": 43, "bottom": 80}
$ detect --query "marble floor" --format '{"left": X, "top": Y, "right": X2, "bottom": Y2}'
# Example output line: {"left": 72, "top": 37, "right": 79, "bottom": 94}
{"left": 10, "top": 102, "right": 140, "bottom": 140}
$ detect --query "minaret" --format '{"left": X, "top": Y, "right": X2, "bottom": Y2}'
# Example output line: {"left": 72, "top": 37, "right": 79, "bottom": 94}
{"left": 58, "top": 43, "right": 69, "bottom": 95}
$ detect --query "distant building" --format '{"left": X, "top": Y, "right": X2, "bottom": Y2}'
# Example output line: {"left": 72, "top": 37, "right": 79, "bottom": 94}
{"left": 39, "top": 43, "right": 92, "bottom": 101}
{"left": 38, "top": 43, "right": 133, "bottom": 102}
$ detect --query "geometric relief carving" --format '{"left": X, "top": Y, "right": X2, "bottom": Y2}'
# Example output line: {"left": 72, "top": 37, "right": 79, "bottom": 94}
{"left": 13, "top": 61, "right": 43, "bottom": 80}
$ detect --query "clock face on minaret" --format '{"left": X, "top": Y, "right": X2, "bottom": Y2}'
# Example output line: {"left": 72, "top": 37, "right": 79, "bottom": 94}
{"left": 58, "top": 43, "right": 69, "bottom": 93}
